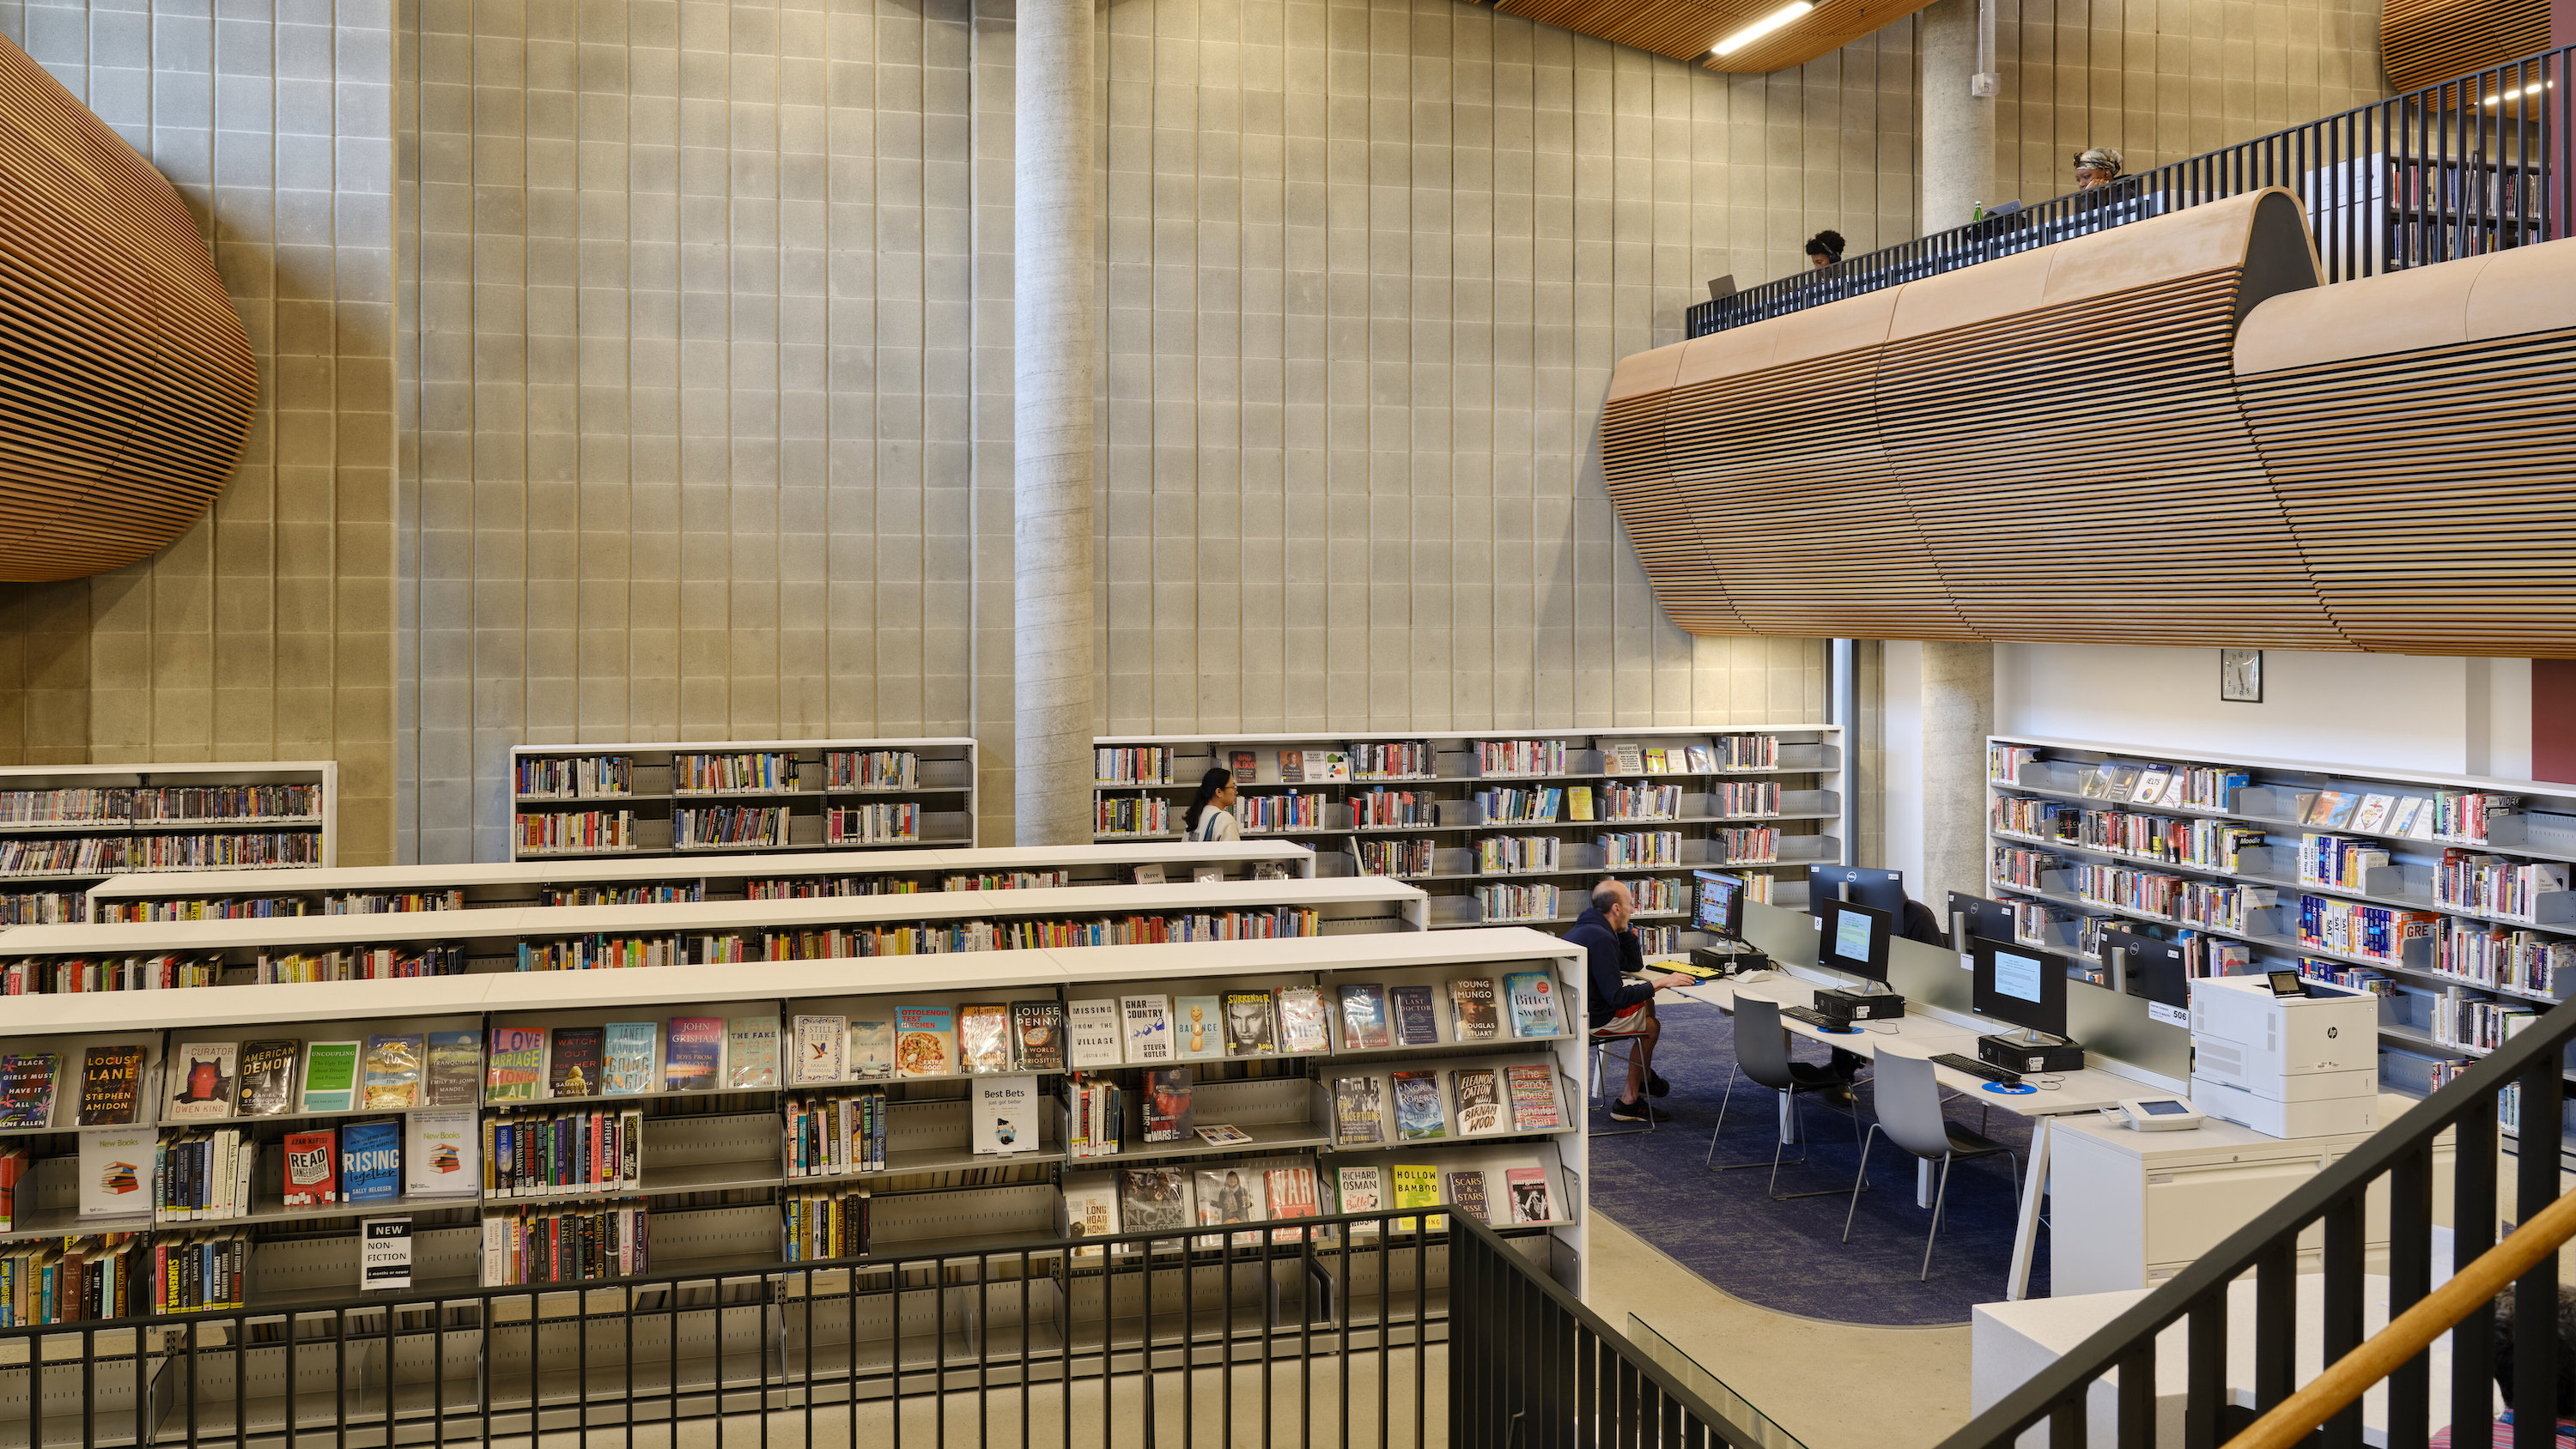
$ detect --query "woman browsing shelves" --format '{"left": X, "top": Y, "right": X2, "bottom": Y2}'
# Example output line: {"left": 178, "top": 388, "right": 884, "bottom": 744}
{"left": 1182, "top": 767, "right": 1241, "bottom": 843}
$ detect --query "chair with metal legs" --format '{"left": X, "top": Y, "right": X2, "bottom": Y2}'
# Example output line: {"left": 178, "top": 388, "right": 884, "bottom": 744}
{"left": 1840, "top": 1047, "right": 2021, "bottom": 1282}
{"left": 1704, "top": 995, "right": 1863, "bottom": 1197}
{"left": 1589, "top": 1021, "right": 1655, "bottom": 1136}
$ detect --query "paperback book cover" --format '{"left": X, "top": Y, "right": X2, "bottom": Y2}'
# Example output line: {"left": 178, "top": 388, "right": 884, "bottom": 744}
{"left": 603, "top": 1023, "right": 659, "bottom": 1094}
{"left": 425, "top": 1033, "right": 482, "bottom": 1106}
{"left": 1334, "top": 1164, "right": 1384, "bottom": 1216}
{"left": 957, "top": 1004, "right": 1012, "bottom": 1074}
{"left": 1452, "top": 1068, "right": 1504, "bottom": 1133}
{"left": 78, "top": 1127, "right": 151, "bottom": 1216}
{"left": 1503, "top": 972, "right": 1564, "bottom": 1038}
{"left": 726, "top": 1016, "right": 781, "bottom": 1089}
{"left": 485, "top": 1028, "right": 546, "bottom": 1102}
{"left": 1505, "top": 1167, "right": 1552, "bottom": 1224}
{"left": 405, "top": 1109, "right": 477, "bottom": 1197}
{"left": 1230, "top": 750, "right": 1259, "bottom": 782}
{"left": 234, "top": 1041, "right": 299, "bottom": 1118}
{"left": 788, "top": 1016, "right": 845, "bottom": 1085}
{"left": 1061, "top": 1171, "right": 1121, "bottom": 1248}
{"left": 1172, "top": 996, "right": 1225, "bottom": 1059}
{"left": 1447, "top": 979, "right": 1500, "bottom": 1041}
{"left": 848, "top": 1019, "right": 896, "bottom": 1080}
{"left": 547, "top": 1027, "right": 605, "bottom": 1099}
{"left": 1274, "top": 986, "right": 1330, "bottom": 1054}
{"left": 167, "top": 1043, "right": 239, "bottom": 1120}
{"left": 1338, "top": 984, "right": 1392, "bottom": 1050}
{"left": 1143, "top": 1066, "right": 1195, "bottom": 1143}
{"left": 1010, "top": 1000, "right": 1066, "bottom": 1071}
{"left": 894, "top": 1006, "right": 956, "bottom": 1077}
{"left": 0, "top": 1052, "right": 59, "bottom": 1130}
{"left": 362, "top": 1034, "right": 427, "bottom": 1110}
{"left": 2352, "top": 793, "right": 2398, "bottom": 834}
{"left": 1222, "top": 991, "right": 1275, "bottom": 1056}
{"left": 664, "top": 1017, "right": 726, "bottom": 1090}
{"left": 1502, "top": 1063, "right": 1564, "bottom": 1131}
{"left": 1390, "top": 1070, "right": 1447, "bottom": 1140}
{"left": 77, "top": 1045, "right": 149, "bottom": 1126}
{"left": 972, "top": 1075, "right": 1039, "bottom": 1155}
{"left": 1265, "top": 1166, "right": 1322, "bottom": 1237}
{"left": 1444, "top": 1169, "right": 1492, "bottom": 1225}
{"left": 1194, "top": 1123, "right": 1254, "bottom": 1147}
{"left": 1388, "top": 1164, "right": 1441, "bottom": 1231}
{"left": 2130, "top": 767, "right": 2173, "bottom": 806}
{"left": 1332, "top": 1076, "right": 1386, "bottom": 1145}
{"left": 1066, "top": 999, "right": 1122, "bottom": 1067}
{"left": 1390, "top": 985, "right": 1440, "bottom": 1046}
{"left": 1119, "top": 996, "right": 1172, "bottom": 1064}
{"left": 282, "top": 1127, "right": 339, "bottom": 1207}
{"left": 1118, "top": 1167, "right": 1191, "bottom": 1233}
{"left": 1568, "top": 787, "right": 1595, "bottom": 822}
{"left": 340, "top": 1119, "right": 403, "bottom": 1203}
{"left": 1195, "top": 1167, "right": 1266, "bottom": 1245}
{"left": 1611, "top": 743, "right": 1644, "bottom": 774}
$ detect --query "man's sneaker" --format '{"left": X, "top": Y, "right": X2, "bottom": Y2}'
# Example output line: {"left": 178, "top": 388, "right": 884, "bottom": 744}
{"left": 1645, "top": 1070, "right": 1674, "bottom": 1098}
{"left": 1607, "top": 1099, "right": 1673, "bottom": 1124}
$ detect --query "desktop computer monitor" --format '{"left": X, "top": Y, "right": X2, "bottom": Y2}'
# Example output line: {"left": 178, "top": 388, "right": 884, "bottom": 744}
{"left": 1807, "top": 865, "right": 1907, "bottom": 922}
{"left": 2103, "top": 928, "right": 2190, "bottom": 1025}
{"left": 1971, "top": 935, "right": 2070, "bottom": 1044}
{"left": 1947, "top": 891, "right": 2014, "bottom": 950}
{"left": 1817, "top": 898, "right": 1893, "bottom": 987}
{"left": 1692, "top": 870, "right": 1746, "bottom": 940}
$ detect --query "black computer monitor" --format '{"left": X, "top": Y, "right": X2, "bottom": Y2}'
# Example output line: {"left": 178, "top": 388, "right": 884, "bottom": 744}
{"left": 1971, "top": 934, "right": 2070, "bottom": 1044}
{"left": 1947, "top": 891, "right": 2014, "bottom": 951}
{"left": 1692, "top": 870, "right": 1745, "bottom": 940}
{"left": 1807, "top": 865, "right": 1906, "bottom": 921}
{"left": 2102, "top": 928, "right": 2188, "bottom": 1014}
{"left": 1817, "top": 898, "right": 1892, "bottom": 988}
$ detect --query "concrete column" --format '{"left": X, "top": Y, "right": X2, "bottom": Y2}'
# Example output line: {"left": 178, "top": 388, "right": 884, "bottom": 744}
{"left": 1012, "top": 0, "right": 1097, "bottom": 845}
{"left": 1918, "top": 0, "right": 1996, "bottom": 233}
{"left": 1920, "top": 641, "right": 1995, "bottom": 912}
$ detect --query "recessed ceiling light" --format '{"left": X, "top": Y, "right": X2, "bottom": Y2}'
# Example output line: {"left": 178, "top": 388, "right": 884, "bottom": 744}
{"left": 1713, "top": 1, "right": 1814, "bottom": 55}
{"left": 2483, "top": 80, "right": 2552, "bottom": 106}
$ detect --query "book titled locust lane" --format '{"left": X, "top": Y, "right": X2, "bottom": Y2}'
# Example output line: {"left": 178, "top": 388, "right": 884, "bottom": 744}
{"left": 77, "top": 1044, "right": 149, "bottom": 1126}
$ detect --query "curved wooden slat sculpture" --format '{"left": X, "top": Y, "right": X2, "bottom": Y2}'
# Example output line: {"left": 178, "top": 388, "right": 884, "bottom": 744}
{"left": 1598, "top": 191, "right": 2576, "bottom": 656}
{"left": 2379, "top": 0, "right": 2549, "bottom": 93}
{"left": 0, "top": 34, "right": 255, "bottom": 582}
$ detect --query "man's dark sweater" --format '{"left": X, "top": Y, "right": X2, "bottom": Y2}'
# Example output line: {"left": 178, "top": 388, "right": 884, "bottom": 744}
{"left": 1564, "top": 905, "right": 1650, "bottom": 1028}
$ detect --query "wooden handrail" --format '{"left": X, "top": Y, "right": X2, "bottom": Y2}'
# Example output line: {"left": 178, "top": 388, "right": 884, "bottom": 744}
{"left": 2224, "top": 1187, "right": 2576, "bottom": 1449}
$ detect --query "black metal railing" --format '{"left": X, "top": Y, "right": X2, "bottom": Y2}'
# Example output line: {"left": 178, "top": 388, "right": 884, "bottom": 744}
{"left": 3, "top": 1209, "right": 1756, "bottom": 1449}
{"left": 1688, "top": 46, "right": 2573, "bottom": 336}
{"left": 1941, "top": 989, "right": 2576, "bottom": 1449}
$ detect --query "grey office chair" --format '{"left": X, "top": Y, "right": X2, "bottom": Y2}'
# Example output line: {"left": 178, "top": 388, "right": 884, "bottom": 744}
{"left": 1705, "top": 995, "right": 1862, "bottom": 1197}
{"left": 1840, "top": 1048, "right": 2021, "bottom": 1281}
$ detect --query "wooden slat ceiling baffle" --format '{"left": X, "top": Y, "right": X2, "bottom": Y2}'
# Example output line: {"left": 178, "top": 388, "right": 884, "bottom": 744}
{"left": 2380, "top": 0, "right": 2550, "bottom": 94}
{"left": 1484, "top": 0, "right": 1941, "bottom": 74}
{"left": 0, "top": 34, "right": 255, "bottom": 583}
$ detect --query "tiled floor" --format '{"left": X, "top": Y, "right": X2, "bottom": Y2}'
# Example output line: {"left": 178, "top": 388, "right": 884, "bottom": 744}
{"left": 1585, "top": 1212, "right": 1978, "bottom": 1449}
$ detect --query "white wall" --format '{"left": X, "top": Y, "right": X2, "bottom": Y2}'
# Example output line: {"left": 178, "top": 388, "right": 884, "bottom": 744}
{"left": 1879, "top": 640, "right": 1924, "bottom": 885}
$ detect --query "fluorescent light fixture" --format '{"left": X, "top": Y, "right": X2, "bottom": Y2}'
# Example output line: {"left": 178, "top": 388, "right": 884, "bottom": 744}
{"left": 1713, "top": 0, "right": 1814, "bottom": 55}
{"left": 2483, "top": 81, "right": 2553, "bottom": 106}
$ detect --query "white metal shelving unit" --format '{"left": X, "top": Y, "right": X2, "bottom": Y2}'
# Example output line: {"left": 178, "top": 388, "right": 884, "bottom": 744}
{"left": 0, "top": 761, "right": 337, "bottom": 925}
{"left": 508, "top": 737, "right": 976, "bottom": 861}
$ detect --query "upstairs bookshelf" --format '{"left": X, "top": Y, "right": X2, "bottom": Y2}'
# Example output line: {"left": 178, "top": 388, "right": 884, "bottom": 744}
{"left": 1984, "top": 735, "right": 2576, "bottom": 1152}
{"left": 0, "top": 928, "right": 1586, "bottom": 1325}
{"left": 0, "top": 761, "right": 337, "bottom": 926}
{"left": 508, "top": 738, "right": 976, "bottom": 862}
{"left": 88, "top": 840, "right": 1319, "bottom": 921}
{"left": 2306, "top": 150, "right": 2546, "bottom": 270}
{"left": 1090, "top": 727, "right": 1844, "bottom": 958}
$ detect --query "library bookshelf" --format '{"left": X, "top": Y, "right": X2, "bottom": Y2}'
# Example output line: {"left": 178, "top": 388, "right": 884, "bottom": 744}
{"left": 508, "top": 738, "right": 976, "bottom": 862}
{"left": 1090, "top": 727, "right": 1844, "bottom": 959}
{"left": 0, "top": 926, "right": 1587, "bottom": 1347}
{"left": 87, "top": 840, "right": 1321, "bottom": 920}
{"left": 1985, "top": 735, "right": 2576, "bottom": 1150}
{"left": 0, "top": 761, "right": 337, "bottom": 925}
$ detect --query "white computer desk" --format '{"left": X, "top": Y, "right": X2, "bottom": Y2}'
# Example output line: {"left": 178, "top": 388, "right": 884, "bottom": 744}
{"left": 1671, "top": 970, "right": 2167, "bottom": 1300}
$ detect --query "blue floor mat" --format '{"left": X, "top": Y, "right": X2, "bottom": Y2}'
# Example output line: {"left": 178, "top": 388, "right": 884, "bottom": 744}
{"left": 1585, "top": 999, "right": 2052, "bottom": 1326}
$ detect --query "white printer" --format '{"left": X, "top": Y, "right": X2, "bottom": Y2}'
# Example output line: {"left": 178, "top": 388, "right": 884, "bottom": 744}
{"left": 2188, "top": 972, "right": 2380, "bottom": 1138}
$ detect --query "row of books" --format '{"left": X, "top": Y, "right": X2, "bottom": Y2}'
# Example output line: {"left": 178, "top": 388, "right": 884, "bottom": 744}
{"left": 1240, "top": 792, "right": 1330, "bottom": 833}
{"left": 2433, "top": 919, "right": 2570, "bottom": 996}
{"left": 0, "top": 888, "right": 83, "bottom": 924}
{"left": 1476, "top": 787, "right": 1563, "bottom": 824}
{"left": 829, "top": 750, "right": 921, "bottom": 791}
{"left": 2072, "top": 863, "right": 2186, "bottom": 920}
{"left": 671, "top": 751, "right": 799, "bottom": 793}
{"left": 825, "top": 803, "right": 921, "bottom": 844}
{"left": 2066, "top": 761, "right": 2247, "bottom": 811}
{"left": 672, "top": 805, "right": 788, "bottom": 848}
{"left": 1623, "top": 876, "right": 1686, "bottom": 915}
{"left": 2386, "top": 158, "right": 2540, "bottom": 212}
{"left": 1328, "top": 1061, "right": 1564, "bottom": 1144}
{"left": 0, "top": 785, "right": 320, "bottom": 823}
{"left": 1606, "top": 784, "right": 1685, "bottom": 821}
{"left": 2297, "top": 894, "right": 2438, "bottom": 963}
{"left": 3, "top": 952, "right": 223, "bottom": 994}
{"left": 1477, "top": 834, "right": 1558, "bottom": 873}
{"left": 1478, "top": 740, "right": 1566, "bottom": 775}
{"left": 516, "top": 755, "right": 634, "bottom": 797}
{"left": 516, "top": 936, "right": 681, "bottom": 971}
{"left": 744, "top": 876, "right": 907, "bottom": 900}
{"left": 1094, "top": 748, "right": 1176, "bottom": 785}
{"left": 785, "top": 1186, "right": 866, "bottom": 1260}
{"left": 1599, "top": 831, "right": 1682, "bottom": 868}
{"left": 1708, "top": 782, "right": 1776, "bottom": 816}
{"left": 154, "top": 1229, "right": 248, "bottom": 1313}
{"left": 1474, "top": 883, "right": 1559, "bottom": 922}
{"left": 1356, "top": 838, "right": 1433, "bottom": 876}
{"left": 520, "top": 809, "right": 635, "bottom": 853}
{"left": 1991, "top": 846, "right": 2057, "bottom": 892}
{"left": 2174, "top": 882, "right": 2275, "bottom": 934}
{"left": 787, "top": 1091, "right": 889, "bottom": 1176}
{"left": 1712, "top": 828, "right": 1781, "bottom": 864}
{"left": 2430, "top": 987, "right": 2536, "bottom": 1053}
{"left": 2294, "top": 960, "right": 2397, "bottom": 996}
{"left": 940, "top": 870, "right": 1070, "bottom": 891}
{"left": 257, "top": 945, "right": 468, "bottom": 983}
{"left": 484, "top": 1106, "right": 642, "bottom": 1197}
{"left": 1096, "top": 797, "right": 1170, "bottom": 835}
{"left": 1352, "top": 743, "right": 1434, "bottom": 779}
{"left": 3, "top": 1234, "right": 139, "bottom": 1325}
{"left": 109, "top": 888, "right": 460, "bottom": 922}
{"left": 1062, "top": 1074, "right": 1127, "bottom": 1158}
{"left": 2301, "top": 833, "right": 2390, "bottom": 889}
{"left": 1070, "top": 1157, "right": 1555, "bottom": 1244}
{"left": 1352, "top": 789, "right": 1439, "bottom": 828}
{"left": 480, "top": 1201, "right": 647, "bottom": 1285}
{"left": 2433, "top": 852, "right": 2569, "bottom": 919}
{"left": 690, "top": 908, "right": 1327, "bottom": 960}
{"left": 2085, "top": 812, "right": 2266, "bottom": 870}
{"left": 0, "top": 832, "right": 323, "bottom": 877}
{"left": 152, "top": 1126, "right": 261, "bottom": 1221}
{"left": 2297, "top": 788, "right": 2510, "bottom": 842}
{"left": 280, "top": 1119, "right": 417, "bottom": 1206}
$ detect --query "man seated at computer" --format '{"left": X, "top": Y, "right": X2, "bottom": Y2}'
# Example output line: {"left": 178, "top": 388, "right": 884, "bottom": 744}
{"left": 1569, "top": 881, "right": 1697, "bottom": 1125}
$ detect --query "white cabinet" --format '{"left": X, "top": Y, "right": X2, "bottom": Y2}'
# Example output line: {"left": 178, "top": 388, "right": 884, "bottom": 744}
{"left": 2048, "top": 1094, "right": 2451, "bottom": 1297}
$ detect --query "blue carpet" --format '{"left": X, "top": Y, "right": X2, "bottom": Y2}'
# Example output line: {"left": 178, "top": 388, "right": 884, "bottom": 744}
{"left": 1587, "top": 999, "right": 2051, "bottom": 1326}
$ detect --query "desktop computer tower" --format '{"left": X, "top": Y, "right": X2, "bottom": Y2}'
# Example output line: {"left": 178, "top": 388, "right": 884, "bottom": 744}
{"left": 1978, "top": 1034, "right": 2086, "bottom": 1075}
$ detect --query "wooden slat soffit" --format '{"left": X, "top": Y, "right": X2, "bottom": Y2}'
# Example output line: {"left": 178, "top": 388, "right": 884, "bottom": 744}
{"left": 2380, "top": 0, "right": 2550, "bottom": 93}
{"left": 1597, "top": 189, "right": 2576, "bottom": 656}
{"left": 1481, "top": 0, "right": 1940, "bottom": 72}
{"left": 0, "top": 34, "right": 256, "bottom": 583}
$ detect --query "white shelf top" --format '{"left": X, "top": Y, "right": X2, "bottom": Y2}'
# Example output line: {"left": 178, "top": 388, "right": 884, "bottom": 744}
{"left": 0, "top": 760, "right": 338, "bottom": 785}
{"left": 1093, "top": 725, "right": 1839, "bottom": 747}
{"left": 1043, "top": 925, "right": 1578, "bottom": 981}
{"left": 87, "top": 841, "right": 1318, "bottom": 902}
{"left": 1991, "top": 734, "right": 2573, "bottom": 803}
{"left": 513, "top": 737, "right": 977, "bottom": 757}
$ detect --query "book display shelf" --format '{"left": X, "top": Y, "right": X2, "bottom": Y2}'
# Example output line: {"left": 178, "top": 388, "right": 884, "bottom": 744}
{"left": 0, "top": 876, "right": 1428, "bottom": 997}
{"left": 0, "top": 928, "right": 1586, "bottom": 1330}
{"left": 508, "top": 738, "right": 976, "bottom": 861}
{"left": 2306, "top": 149, "right": 2545, "bottom": 270}
{"left": 0, "top": 762, "right": 337, "bottom": 926}
{"left": 1090, "top": 727, "right": 1844, "bottom": 958}
{"left": 1986, "top": 735, "right": 2576, "bottom": 1150}
{"left": 87, "top": 840, "right": 1320, "bottom": 921}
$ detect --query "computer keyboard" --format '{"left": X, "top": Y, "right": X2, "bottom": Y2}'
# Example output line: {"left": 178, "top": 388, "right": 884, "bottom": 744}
{"left": 1782, "top": 1005, "right": 1838, "bottom": 1028}
{"left": 1933, "top": 1052, "right": 2023, "bottom": 1085}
